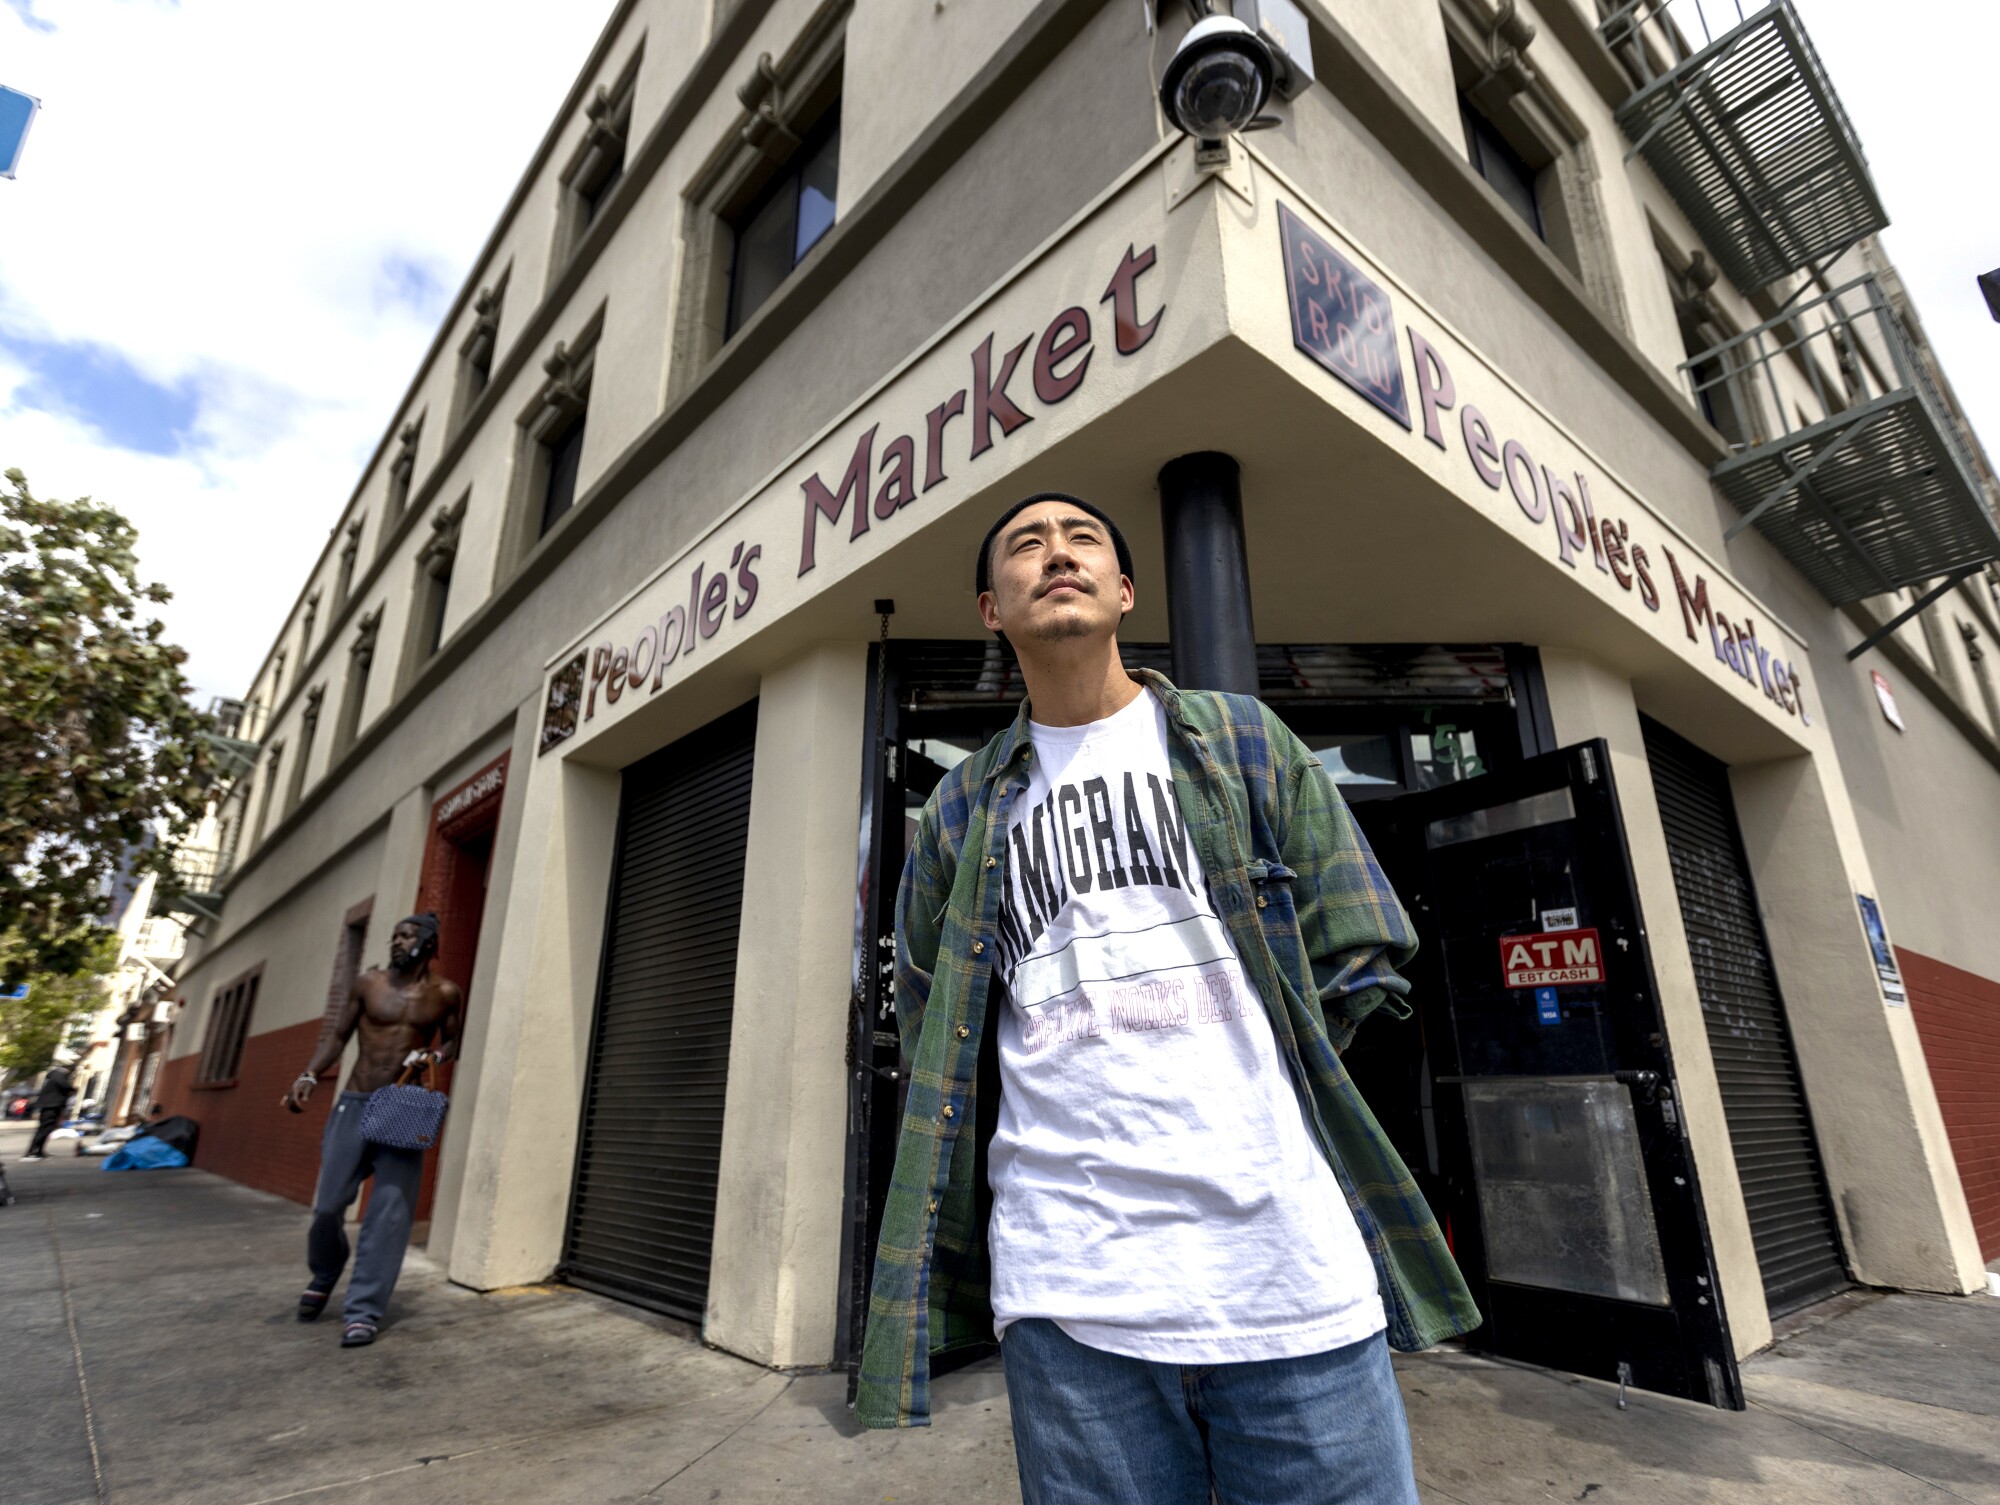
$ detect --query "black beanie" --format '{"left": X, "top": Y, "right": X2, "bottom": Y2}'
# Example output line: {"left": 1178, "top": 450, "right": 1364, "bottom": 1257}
{"left": 974, "top": 491, "right": 1134, "bottom": 596}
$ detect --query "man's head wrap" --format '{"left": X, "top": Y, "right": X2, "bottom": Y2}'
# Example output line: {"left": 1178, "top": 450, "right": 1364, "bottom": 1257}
{"left": 397, "top": 911, "right": 441, "bottom": 961}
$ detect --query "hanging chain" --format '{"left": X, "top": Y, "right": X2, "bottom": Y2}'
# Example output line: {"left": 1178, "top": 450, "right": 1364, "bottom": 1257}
{"left": 871, "top": 600, "right": 894, "bottom": 782}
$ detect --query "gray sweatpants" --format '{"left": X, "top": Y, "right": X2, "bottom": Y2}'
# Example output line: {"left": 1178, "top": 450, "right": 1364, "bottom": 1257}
{"left": 308, "top": 1092, "right": 424, "bottom": 1327}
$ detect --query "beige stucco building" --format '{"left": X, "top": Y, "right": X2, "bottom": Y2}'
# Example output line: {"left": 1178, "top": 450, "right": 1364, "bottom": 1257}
{"left": 158, "top": 0, "right": 2000, "bottom": 1409}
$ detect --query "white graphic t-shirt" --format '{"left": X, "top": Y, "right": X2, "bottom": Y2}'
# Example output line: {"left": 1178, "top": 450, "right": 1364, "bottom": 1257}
{"left": 987, "top": 686, "right": 1386, "bottom": 1362}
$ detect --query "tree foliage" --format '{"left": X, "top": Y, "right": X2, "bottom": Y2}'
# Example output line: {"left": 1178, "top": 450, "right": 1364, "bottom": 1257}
{"left": 0, "top": 470, "right": 215, "bottom": 976}
{"left": 0, "top": 926, "right": 118, "bottom": 1078}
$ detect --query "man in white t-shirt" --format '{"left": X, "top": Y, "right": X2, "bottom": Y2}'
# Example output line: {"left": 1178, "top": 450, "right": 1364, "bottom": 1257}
{"left": 853, "top": 490, "right": 1474, "bottom": 1499}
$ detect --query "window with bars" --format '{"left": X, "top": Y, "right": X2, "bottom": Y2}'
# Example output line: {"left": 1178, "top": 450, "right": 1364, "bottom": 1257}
{"left": 196, "top": 967, "right": 263, "bottom": 1086}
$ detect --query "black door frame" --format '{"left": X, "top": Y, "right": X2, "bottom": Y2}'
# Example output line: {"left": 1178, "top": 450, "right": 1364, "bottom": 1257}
{"left": 1364, "top": 741, "right": 1744, "bottom": 1408}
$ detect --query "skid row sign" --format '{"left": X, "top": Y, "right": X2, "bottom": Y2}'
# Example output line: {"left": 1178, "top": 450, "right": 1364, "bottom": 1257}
{"left": 1501, "top": 928, "right": 1605, "bottom": 989}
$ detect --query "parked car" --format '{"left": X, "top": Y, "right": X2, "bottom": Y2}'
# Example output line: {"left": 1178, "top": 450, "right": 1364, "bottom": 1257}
{"left": 3, "top": 1086, "right": 37, "bottom": 1120}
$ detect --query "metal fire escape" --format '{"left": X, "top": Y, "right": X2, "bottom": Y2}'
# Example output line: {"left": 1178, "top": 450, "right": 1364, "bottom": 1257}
{"left": 1600, "top": 0, "right": 1884, "bottom": 293}
{"left": 152, "top": 695, "right": 264, "bottom": 926}
{"left": 1602, "top": 1, "right": 2000, "bottom": 632}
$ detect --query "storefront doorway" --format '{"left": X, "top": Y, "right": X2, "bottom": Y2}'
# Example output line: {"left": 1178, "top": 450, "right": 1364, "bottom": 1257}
{"left": 408, "top": 753, "right": 507, "bottom": 1229}
{"left": 564, "top": 701, "right": 758, "bottom": 1321}
{"left": 1351, "top": 743, "right": 1740, "bottom": 1408}
{"left": 846, "top": 642, "right": 1743, "bottom": 1407}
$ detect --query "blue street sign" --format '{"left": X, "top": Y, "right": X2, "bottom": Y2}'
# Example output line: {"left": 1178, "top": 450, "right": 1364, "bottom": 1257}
{"left": 1, "top": 86, "right": 41, "bottom": 180}
{"left": 1535, "top": 986, "right": 1561, "bottom": 1025}
{"left": 0, "top": 983, "right": 28, "bottom": 1000}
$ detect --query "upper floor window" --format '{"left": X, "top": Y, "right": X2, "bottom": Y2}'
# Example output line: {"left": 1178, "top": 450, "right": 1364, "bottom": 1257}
{"left": 727, "top": 107, "right": 840, "bottom": 338}
{"left": 531, "top": 341, "right": 593, "bottom": 539}
{"left": 332, "top": 606, "right": 383, "bottom": 759}
{"left": 406, "top": 496, "right": 467, "bottom": 684}
{"left": 300, "top": 588, "right": 321, "bottom": 660}
{"left": 452, "top": 279, "right": 506, "bottom": 432}
{"left": 1461, "top": 96, "right": 1542, "bottom": 240}
{"left": 335, "top": 518, "right": 364, "bottom": 612}
{"left": 383, "top": 419, "right": 423, "bottom": 537}
{"left": 556, "top": 69, "right": 637, "bottom": 268}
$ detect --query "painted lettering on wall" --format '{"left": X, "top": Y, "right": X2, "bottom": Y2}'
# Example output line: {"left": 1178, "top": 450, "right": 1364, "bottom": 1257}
{"left": 797, "top": 243, "right": 1163, "bottom": 575}
{"left": 1279, "top": 201, "right": 1811, "bottom": 726}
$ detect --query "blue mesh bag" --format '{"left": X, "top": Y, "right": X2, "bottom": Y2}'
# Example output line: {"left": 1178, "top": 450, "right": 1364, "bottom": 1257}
{"left": 359, "top": 1058, "right": 448, "bottom": 1151}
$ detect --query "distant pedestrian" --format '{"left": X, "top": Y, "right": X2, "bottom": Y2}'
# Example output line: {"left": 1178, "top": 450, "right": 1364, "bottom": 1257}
{"left": 23, "top": 1064, "right": 74, "bottom": 1160}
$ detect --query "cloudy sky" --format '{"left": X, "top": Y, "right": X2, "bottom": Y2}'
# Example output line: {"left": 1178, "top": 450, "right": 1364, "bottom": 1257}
{"left": 1, "top": 1, "right": 1994, "bottom": 705}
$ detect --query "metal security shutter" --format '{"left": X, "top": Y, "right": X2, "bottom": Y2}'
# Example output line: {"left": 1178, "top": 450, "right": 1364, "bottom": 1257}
{"left": 562, "top": 701, "right": 756, "bottom": 1320}
{"left": 1642, "top": 717, "right": 1847, "bottom": 1315}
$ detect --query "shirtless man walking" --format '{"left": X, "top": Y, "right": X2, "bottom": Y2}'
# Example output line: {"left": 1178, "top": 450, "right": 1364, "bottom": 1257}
{"left": 280, "top": 912, "right": 462, "bottom": 1347}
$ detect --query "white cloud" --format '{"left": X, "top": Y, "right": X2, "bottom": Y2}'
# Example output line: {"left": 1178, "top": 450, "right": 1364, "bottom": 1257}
{"left": 0, "top": 0, "right": 615, "bottom": 702}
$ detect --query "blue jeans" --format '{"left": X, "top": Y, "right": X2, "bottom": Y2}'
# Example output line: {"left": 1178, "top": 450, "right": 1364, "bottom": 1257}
{"left": 308, "top": 1092, "right": 424, "bottom": 1327}
{"left": 1001, "top": 1320, "right": 1420, "bottom": 1505}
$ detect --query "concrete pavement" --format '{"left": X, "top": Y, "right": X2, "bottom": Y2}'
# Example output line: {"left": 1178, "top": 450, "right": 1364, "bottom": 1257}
{"left": 3, "top": 1118, "right": 1996, "bottom": 1505}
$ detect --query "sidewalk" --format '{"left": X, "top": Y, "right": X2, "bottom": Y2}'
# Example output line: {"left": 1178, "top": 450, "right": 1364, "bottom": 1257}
{"left": 3, "top": 1119, "right": 1995, "bottom": 1505}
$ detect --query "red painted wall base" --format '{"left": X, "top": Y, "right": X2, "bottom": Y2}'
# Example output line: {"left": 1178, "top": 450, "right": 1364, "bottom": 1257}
{"left": 1902, "top": 947, "right": 2000, "bottom": 1260}
{"left": 156, "top": 1017, "right": 330, "bottom": 1206}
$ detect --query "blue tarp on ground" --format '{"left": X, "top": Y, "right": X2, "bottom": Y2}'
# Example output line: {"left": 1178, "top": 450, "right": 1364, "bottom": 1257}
{"left": 102, "top": 1136, "right": 188, "bottom": 1171}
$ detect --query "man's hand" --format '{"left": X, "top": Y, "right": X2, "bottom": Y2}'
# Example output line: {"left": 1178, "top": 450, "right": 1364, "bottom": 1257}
{"left": 281, "top": 1074, "right": 317, "bottom": 1114}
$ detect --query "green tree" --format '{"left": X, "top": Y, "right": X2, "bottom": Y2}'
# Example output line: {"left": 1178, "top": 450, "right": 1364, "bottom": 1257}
{"left": 0, "top": 470, "right": 215, "bottom": 977}
{"left": 0, "top": 927, "right": 117, "bottom": 1078}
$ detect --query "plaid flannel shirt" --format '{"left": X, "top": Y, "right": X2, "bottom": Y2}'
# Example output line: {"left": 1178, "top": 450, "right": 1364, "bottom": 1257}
{"left": 854, "top": 670, "right": 1480, "bottom": 1428}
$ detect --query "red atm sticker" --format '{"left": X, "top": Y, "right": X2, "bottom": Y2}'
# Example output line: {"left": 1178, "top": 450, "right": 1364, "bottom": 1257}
{"left": 1500, "top": 929, "right": 1605, "bottom": 988}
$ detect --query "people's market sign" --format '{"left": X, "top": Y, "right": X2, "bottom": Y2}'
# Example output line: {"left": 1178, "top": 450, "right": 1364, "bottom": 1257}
{"left": 540, "top": 234, "right": 1166, "bottom": 754}
{"left": 1275, "top": 199, "right": 1813, "bottom": 726}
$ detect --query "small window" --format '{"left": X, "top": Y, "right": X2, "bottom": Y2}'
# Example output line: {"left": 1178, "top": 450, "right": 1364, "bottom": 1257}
{"left": 249, "top": 741, "right": 284, "bottom": 848}
{"left": 423, "top": 558, "right": 453, "bottom": 658}
{"left": 332, "top": 606, "right": 383, "bottom": 757}
{"left": 334, "top": 518, "right": 364, "bottom": 612}
{"left": 383, "top": 419, "right": 423, "bottom": 537}
{"left": 556, "top": 71, "right": 636, "bottom": 268}
{"left": 453, "top": 280, "right": 506, "bottom": 431}
{"left": 283, "top": 686, "right": 325, "bottom": 816}
{"left": 727, "top": 108, "right": 841, "bottom": 338}
{"left": 197, "top": 967, "right": 262, "bottom": 1086}
{"left": 541, "top": 414, "right": 587, "bottom": 536}
{"left": 407, "top": 496, "right": 466, "bottom": 677}
{"left": 300, "top": 590, "right": 320, "bottom": 660}
{"left": 1666, "top": 249, "right": 1757, "bottom": 449}
{"left": 1462, "top": 98, "right": 1542, "bottom": 240}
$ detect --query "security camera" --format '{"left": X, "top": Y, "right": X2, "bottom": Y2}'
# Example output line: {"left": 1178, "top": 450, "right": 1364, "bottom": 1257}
{"left": 1158, "top": 15, "right": 1277, "bottom": 144}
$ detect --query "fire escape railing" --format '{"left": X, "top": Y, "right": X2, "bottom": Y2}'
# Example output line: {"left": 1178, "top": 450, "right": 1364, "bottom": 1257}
{"left": 1599, "top": 0, "right": 1886, "bottom": 293}
{"left": 1680, "top": 276, "right": 2000, "bottom": 607}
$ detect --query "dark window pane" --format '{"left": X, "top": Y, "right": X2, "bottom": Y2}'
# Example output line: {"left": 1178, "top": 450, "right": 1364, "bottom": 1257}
{"left": 541, "top": 414, "right": 587, "bottom": 537}
{"left": 728, "top": 178, "right": 799, "bottom": 337}
{"left": 582, "top": 145, "right": 625, "bottom": 229}
{"left": 1462, "top": 102, "right": 1542, "bottom": 240}
{"left": 795, "top": 117, "right": 840, "bottom": 262}
{"left": 427, "top": 565, "right": 453, "bottom": 657}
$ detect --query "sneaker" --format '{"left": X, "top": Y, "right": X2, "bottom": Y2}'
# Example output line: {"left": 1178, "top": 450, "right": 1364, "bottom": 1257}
{"left": 20, "top": 1154, "right": 45, "bottom": 1162}
{"left": 340, "top": 1321, "right": 378, "bottom": 1348}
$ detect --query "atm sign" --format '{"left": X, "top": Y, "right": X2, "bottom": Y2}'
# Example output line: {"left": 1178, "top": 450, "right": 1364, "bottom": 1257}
{"left": 1500, "top": 929, "right": 1605, "bottom": 988}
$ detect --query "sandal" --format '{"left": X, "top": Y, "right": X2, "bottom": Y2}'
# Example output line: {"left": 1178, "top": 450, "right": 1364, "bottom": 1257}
{"left": 340, "top": 1321, "right": 377, "bottom": 1348}
{"left": 297, "top": 1289, "right": 331, "bottom": 1323}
